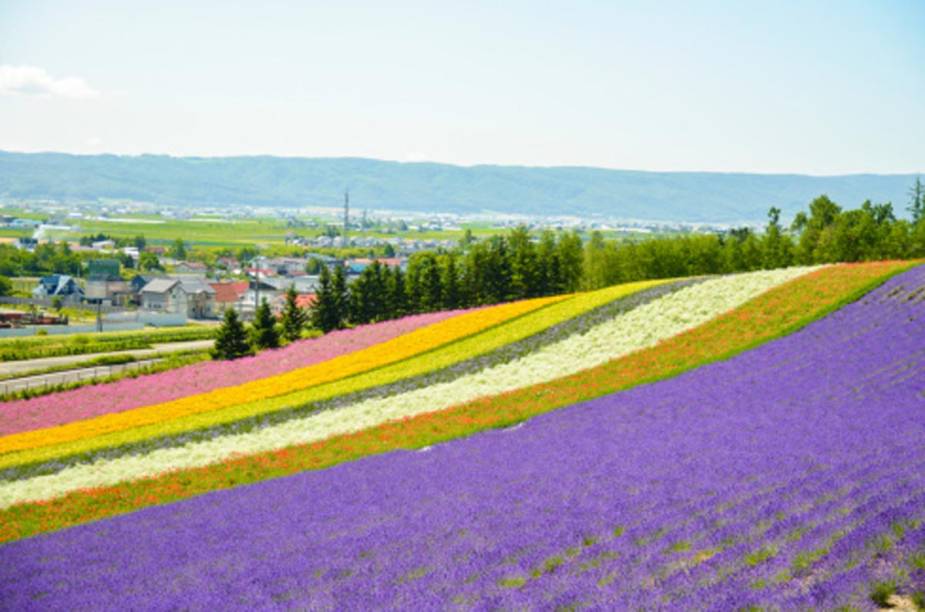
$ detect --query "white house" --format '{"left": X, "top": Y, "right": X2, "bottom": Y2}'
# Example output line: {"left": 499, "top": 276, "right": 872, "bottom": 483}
{"left": 140, "top": 278, "right": 216, "bottom": 319}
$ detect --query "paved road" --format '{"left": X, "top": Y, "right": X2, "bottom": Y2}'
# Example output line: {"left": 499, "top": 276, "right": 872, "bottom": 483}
{"left": 0, "top": 340, "right": 214, "bottom": 378}
{"left": 0, "top": 358, "right": 169, "bottom": 396}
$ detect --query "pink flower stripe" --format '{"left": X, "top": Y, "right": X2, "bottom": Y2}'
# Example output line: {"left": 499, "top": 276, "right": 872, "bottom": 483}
{"left": 0, "top": 310, "right": 468, "bottom": 435}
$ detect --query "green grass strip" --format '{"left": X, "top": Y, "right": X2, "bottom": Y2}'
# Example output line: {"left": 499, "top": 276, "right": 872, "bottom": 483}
{"left": 0, "top": 326, "right": 214, "bottom": 361}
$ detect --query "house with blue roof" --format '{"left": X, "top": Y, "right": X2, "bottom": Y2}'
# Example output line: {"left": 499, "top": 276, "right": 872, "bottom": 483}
{"left": 32, "top": 275, "right": 84, "bottom": 301}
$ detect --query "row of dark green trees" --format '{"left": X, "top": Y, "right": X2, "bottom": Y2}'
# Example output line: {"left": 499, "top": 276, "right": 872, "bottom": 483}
{"left": 309, "top": 228, "right": 584, "bottom": 332}
{"left": 212, "top": 187, "right": 925, "bottom": 356}
{"left": 211, "top": 287, "right": 309, "bottom": 359}
{"left": 210, "top": 228, "right": 586, "bottom": 357}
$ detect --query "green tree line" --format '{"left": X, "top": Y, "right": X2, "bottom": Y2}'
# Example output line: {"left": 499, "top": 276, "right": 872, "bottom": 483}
{"left": 583, "top": 191, "right": 925, "bottom": 289}
{"left": 0, "top": 243, "right": 83, "bottom": 277}
{"left": 208, "top": 183, "right": 925, "bottom": 358}
{"left": 309, "top": 228, "right": 584, "bottom": 332}
{"left": 309, "top": 188, "right": 925, "bottom": 332}
{"left": 0, "top": 240, "right": 170, "bottom": 282}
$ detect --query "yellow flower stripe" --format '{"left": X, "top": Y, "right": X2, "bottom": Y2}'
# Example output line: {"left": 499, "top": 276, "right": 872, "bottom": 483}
{"left": 0, "top": 281, "right": 666, "bottom": 470}
{"left": 0, "top": 296, "right": 564, "bottom": 456}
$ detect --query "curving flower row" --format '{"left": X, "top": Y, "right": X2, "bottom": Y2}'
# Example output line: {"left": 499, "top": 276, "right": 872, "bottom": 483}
{"left": 0, "top": 295, "right": 565, "bottom": 456}
{"left": 0, "top": 267, "right": 818, "bottom": 507}
{"left": 0, "top": 309, "right": 469, "bottom": 435}
{"left": 0, "top": 281, "right": 658, "bottom": 473}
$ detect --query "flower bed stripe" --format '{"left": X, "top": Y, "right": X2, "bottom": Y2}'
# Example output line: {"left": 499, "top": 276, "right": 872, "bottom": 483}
{"left": 0, "top": 265, "right": 844, "bottom": 517}
{"left": 0, "top": 289, "right": 642, "bottom": 471}
{"left": 0, "top": 263, "right": 908, "bottom": 552}
{"left": 0, "top": 310, "right": 469, "bottom": 436}
{"left": 1, "top": 279, "right": 684, "bottom": 482}
{"left": 0, "top": 295, "right": 564, "bottom": 456}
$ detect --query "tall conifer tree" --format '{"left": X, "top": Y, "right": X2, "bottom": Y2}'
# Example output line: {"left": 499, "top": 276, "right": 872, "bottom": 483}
{"left": 440, "top": 254, "right": 461, "bottom": 309}
{"left": 331, "top": 264, "right": 349, "bottom": 328}
{"left": 310, "top": 265, "right": 343, "bottom": 333}
{"left": 280, "top": 284, "right": 308, "bottom": 342}
{"left": 387, "top": 266, "right": 409, "bottom": 319}
{"left": 250, "top": 299, "right": 280, "bottom": 350}
{"left": 211, "top": 308, "right": 251, "bottom": 360}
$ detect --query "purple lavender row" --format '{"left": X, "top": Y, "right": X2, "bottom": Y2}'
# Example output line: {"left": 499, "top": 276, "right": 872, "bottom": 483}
{"left": 613, "top": 451, "right": 925, "bottom": 600}
{"left": 620, "top": 360, "right": 921, "bottom": 604}
{"left": 505, "top": 448, "right": 925, "bottom": 609}
{"left": 671, "top": 477, "right": 925, "bottom": 609}
{"left": 1, "top": 266, "right": 924, "bottom": 610}
{"left": 400, "top": 436, "right": 830, "bottom": 603}
{"left": 505, "top": 392, "right": 925, "bottom": 603}
{"left": 762, "top": 498, "right": 925, "bottom": 609}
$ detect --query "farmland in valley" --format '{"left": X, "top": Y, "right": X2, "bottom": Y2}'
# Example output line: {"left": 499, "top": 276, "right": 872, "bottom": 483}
{"left": 0, "top": 260, "right": 923, "bottom": 609}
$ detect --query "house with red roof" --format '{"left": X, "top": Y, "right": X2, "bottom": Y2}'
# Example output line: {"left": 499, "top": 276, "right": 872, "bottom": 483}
{"left": 269, "top": 292, "right": 316, "bottom": 316}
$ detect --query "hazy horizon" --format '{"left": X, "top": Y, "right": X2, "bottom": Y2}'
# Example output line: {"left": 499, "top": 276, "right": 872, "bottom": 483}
{"left": 2, "top": 149, "right": 922, "bottom": 179}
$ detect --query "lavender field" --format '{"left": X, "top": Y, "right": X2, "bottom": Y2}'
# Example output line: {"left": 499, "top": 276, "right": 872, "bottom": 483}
{"left": 2, "top": 266, "right": 924, "bottom": 610}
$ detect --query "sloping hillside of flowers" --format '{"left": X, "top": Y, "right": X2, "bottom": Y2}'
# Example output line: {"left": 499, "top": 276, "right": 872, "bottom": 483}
{"left": 0, "top": 309, "right": 467, "bottom": 435}
{"left": 0, "top": 268, "right": 818, "bottom": 510}
{"left": 0, "top": 261, "right": 921, "bottom": 609}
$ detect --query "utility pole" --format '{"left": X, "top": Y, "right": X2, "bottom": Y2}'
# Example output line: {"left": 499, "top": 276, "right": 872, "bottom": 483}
{"left": 253, "top": 255, "right": 261, "bottom": 318}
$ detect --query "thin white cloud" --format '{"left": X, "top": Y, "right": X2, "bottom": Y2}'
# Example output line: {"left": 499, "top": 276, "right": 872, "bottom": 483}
{"left": 0, "top": 65, "right": 100, "bottom": 99}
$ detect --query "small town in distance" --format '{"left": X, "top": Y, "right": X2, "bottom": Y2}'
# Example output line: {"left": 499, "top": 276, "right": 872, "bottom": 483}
{"left": 0, "top": 189, "right": 738, "bottom": 329}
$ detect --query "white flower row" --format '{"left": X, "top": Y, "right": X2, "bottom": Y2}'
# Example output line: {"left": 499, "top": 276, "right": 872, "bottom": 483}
{"left": 0, "top": 267, "right": 820, "bottom": 508}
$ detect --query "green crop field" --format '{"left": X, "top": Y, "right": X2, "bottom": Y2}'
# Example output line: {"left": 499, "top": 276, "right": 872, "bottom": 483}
{"left": 1, "top": 206, "right": 680, "bottom": 252}
{"left": 0, "top": 209, "right": 516, "bottom": 249}
{"left": 44, "top": 218, "right": 293, "bottom": 248}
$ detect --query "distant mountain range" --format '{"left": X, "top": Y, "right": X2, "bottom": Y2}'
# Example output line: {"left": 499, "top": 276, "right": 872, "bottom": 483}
{"left": 0, "top": 150, "right": 919, "bottom": 223}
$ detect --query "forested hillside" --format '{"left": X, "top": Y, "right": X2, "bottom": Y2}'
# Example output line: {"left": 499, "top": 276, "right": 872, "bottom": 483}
{"left": 0, "top": 151, "right": 919, "bottom": 222}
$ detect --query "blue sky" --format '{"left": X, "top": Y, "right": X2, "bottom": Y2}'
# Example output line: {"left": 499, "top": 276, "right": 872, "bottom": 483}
{"left": 0, "top": 0, "right": 923, "bottom": 174}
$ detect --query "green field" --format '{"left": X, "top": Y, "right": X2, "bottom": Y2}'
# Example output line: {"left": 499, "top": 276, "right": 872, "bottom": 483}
{"left": 0, "top": 229, "right": 32, "bottom": 240}
{"left": 2, "top": 207, "right": 680, "bottom": 252}
{"left": 5, "top": 211, "right": 509, "bottom": 249}
{"left": 0, "top": 326, "right": 215, "bottom": 361}
{"left": 47, "top": 218, "right": 293, "bottom": 248}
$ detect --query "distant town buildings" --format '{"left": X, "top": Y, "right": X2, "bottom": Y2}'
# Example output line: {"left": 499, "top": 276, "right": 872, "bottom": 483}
{"left": 15, "top": 237, "right": 38, "bottom": 252}
{"left": 90, "top": 239, "right": 116, "bottom": 251}
{"left": 2, "top": 197, "right": 742, "bottom": 326}
{"left": 32, "top": 274, "right": 84, "bottom": 301}
{"left": 172, "top": 261, "right": 208, "bottom": 277}
{"left": 140, "top": 278, "right": 216, "bottom": 319}
{"left": 85, "top": 259, "right": 129, "bottom": 306}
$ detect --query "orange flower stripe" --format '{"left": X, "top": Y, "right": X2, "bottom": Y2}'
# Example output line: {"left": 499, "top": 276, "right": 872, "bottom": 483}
{"left": 0, "top": 295, "right": 565, "bottom": 455}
